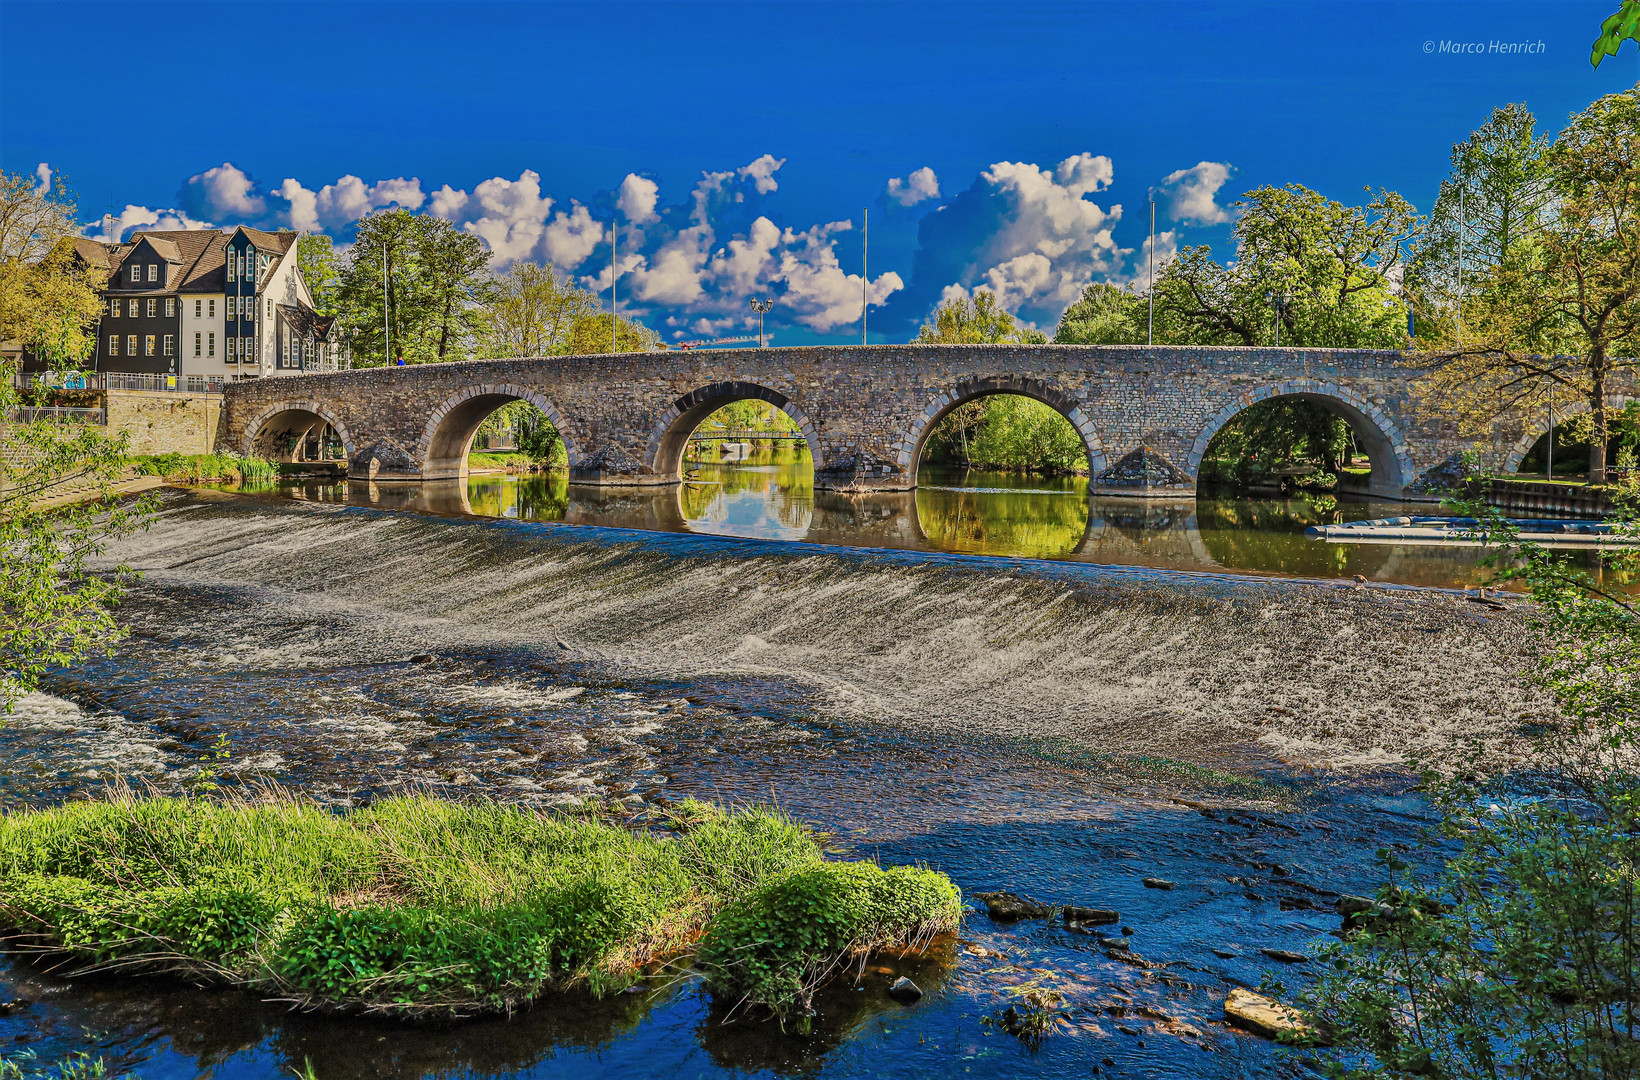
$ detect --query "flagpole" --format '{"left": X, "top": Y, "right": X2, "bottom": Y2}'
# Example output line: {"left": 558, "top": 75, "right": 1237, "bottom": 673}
{"left": 1147, "top": 191, "right": 1155, "bottom": 346}
{"left": 862, "top": 207, "right": 868, "bottom": 346}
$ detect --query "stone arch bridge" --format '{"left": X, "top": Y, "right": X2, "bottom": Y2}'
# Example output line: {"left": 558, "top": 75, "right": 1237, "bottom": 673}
{"left": 217, "top": 344, "right": 1534, "bottom": 499}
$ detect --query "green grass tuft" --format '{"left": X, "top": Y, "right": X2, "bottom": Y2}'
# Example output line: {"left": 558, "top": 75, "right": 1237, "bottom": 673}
{"left": 0, "top": 792, "right": 958, "bottom": 1019}
{"left": 126, "top": 453, "right": 277, "bottom": 483}
{"left": 696, "top": 860, "right": 963, "bottom": 1021}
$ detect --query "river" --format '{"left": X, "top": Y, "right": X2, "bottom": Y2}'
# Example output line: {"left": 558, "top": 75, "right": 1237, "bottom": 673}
{"left": 0, "top": 463, "right": 1542, "bottom": 1079}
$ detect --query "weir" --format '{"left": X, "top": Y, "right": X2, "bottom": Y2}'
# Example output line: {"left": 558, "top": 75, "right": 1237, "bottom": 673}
{"left": 215, "top": 343, "right": 1607, "bottom": 499}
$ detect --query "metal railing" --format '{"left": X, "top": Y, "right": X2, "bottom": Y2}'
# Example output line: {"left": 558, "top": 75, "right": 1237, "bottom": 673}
{"left": 12, "top": 371, "right": 103, "bottom": 391}
{"left": 8, "top": 407, "right": 106, "bottom": 425}
{"left": 104, "top": 372, "right": 228, "bottom": 394}
{"left": 11, "top": 371, "right": 230, "bottom": 394}
{"left": 686, "top": 428, "right": 807, "bottom": 441}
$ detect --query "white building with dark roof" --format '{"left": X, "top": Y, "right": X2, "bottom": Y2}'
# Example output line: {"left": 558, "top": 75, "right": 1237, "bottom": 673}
{"left": 64, "top": 226, "right": 339, "bottom": 380}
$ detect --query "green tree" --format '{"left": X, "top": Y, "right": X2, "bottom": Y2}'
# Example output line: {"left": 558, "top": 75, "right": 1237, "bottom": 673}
{"left": 1052, "top": 282, "right": 1147, "bottom": 345}
{"left": 296, "top": 233, "right": 341, "bottom": 319}
{"left": 1, "top": 372, "right": 149, "bottom": 719}
{"left": 565, "top": 310, "right": 662, "bottom": 354}
{"left": 333, "top": 210, "right": 493, "bottom": 365}
{"left": 0, "top": 170, "right": 105, "bottom": 370}
{"left": 1412, "top": 86, "right": 1640, "bottom": 478}
{"left": 477, "top": 261, "right": 602, "bottom": 357}
{"left": 1151, "top": 184, "right": 1415, "bottom": 348}
{"left": 1409, "top": 103, "right": 1553, "bottom": 343}
{"left": 1592, "top": 1, "right": 1640, "bottom": 67}
{"left": 914, "top": 289, "right": 1035, "bottom": 344}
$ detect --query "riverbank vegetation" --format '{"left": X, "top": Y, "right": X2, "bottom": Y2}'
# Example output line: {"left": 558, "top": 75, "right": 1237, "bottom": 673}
{"left": 1294, "top": 484, "right": 1640, "bottom": 1078}
{"left": 919, "top": 397, "right": 1087, "bottom": 476}
{"left": 473, "top": 401, "right": 568, "bottom": 470}
{"left": 1197, "top": 398, "right": 1367, "bottom": 493}
{"left": 125, "top": 452, "right": 277, "bottom": 484}
{"left": 0, "top": 793, "right": 961, "bottom": 1021}
{"left": 1, "top": 176, "right": 152, "bottom": 719}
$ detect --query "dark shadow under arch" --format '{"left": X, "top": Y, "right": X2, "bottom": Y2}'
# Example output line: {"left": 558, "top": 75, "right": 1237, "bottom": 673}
{"left": 1187, "top": 382, "right": 1413, "bottom": 498}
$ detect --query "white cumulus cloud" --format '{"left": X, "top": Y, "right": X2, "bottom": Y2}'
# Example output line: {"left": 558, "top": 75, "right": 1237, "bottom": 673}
{"left": 1156, "top": 161, "right": 1234, "bottom": 226}
{"left": 886, "top": 166, "right": 940, "bottom": 206}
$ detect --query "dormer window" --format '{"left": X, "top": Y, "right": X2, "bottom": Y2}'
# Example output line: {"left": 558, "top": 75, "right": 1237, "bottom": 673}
{"left": 228, "top": 254, "right": 236, "bottom": 282}
{"left": 129, "top": 264, "right": 140, "bottom": 283}
{"left": 147, "top": 264, "right": 158, "bottom": 282}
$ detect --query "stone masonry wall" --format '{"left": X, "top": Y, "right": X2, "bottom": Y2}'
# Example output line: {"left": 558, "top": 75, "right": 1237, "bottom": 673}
{"left": 216, "top": 344, "right": 1610, "bottom": 497}
{"left": 106, "top": 389, "right": 223, "bottom": 456}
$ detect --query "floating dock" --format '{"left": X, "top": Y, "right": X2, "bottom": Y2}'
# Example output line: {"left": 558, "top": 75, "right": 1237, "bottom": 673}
{"left": 1306, "top": 516, "right": 1634, "bottom": 547}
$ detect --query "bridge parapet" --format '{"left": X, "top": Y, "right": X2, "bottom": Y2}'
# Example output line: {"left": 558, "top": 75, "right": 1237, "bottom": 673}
{"left": 216, "top": 344, "right": 1570, "bottom": 498}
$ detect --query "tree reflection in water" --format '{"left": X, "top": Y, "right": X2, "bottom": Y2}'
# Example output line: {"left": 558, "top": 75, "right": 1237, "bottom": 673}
{"left": 915, "top": 468, "right": 1091, "bottom": 559}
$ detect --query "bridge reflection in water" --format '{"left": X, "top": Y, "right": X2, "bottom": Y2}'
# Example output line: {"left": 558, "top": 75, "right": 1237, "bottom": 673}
{"left": 248, "top": 455, "right": 1510, "bottom": 589}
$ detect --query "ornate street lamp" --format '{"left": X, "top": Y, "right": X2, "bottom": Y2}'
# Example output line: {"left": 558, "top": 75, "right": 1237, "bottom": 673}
{"left": 749, "top": 297, "right": 773, "bottom": 348}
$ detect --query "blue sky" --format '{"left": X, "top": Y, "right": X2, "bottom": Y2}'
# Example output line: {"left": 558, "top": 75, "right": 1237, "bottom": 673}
{"left": 1, "top": 0, "right": 1634, "bottom": 344}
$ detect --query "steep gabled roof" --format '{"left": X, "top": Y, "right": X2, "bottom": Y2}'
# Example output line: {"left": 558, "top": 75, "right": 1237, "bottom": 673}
{"left": 69, "top": 237, "right": 122, "bottom": 269}
{"left": 238, "top": 226, "right": 298, "bottom": 254}
{"left": 124, "top": 229, "right": 230, "bottom": 292}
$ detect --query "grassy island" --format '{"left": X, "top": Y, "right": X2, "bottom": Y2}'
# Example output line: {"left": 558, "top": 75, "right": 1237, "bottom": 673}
{"left": 0, "top": 793, "right": 961, "bottom": 1020}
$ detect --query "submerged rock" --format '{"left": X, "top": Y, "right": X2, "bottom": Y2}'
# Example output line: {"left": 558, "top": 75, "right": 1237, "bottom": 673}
{"left": 887, "top": 976, "right": 923, "bottom": 1002}
{"left": 1223, "top": 987, "right": 1326, "bottom": 1043}
{"left": 1259, "top": 948, "right": 1310, "bottom": 964}
{"left": 409, "top": 654, "right": 434, "bottom": 664}
{"left": 974, "top": 891, "right": 1050, "bottom": 921}
{"left": 1062, "top": 904, "right": 1120, "bottom": 925}
{"left": 1141, "top": 877, "right": 1177, "bottom": 890}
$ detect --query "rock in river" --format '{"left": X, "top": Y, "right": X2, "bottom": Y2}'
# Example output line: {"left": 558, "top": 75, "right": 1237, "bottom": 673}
{"left": 887, "top": 976, "right": 923, "bottom": 1003}
{"left": 1259, "top": 948, "right": 1310, "bottom": 964}
{"left": 1063, "top": 904, "right": 1120, "bottom": 925}
{"left": 974, "top": 891, "right": 1050, "bottom": 921}
{"left": 1224, "top": 988, "right": 1326, "bottom": 1044}
{"left": 1141, "top": 877, "right": 1177, "bottom": 890}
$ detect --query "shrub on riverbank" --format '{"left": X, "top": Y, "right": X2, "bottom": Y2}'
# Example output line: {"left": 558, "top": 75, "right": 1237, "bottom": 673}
{"left": 126, "top": 453, "right": 276, "bottom": 483}
{"left": 0, "top": 793, "right": 959, "bottom": 1019}
{"left": 699, "top": 860, "right": 962, "bottom": 1020}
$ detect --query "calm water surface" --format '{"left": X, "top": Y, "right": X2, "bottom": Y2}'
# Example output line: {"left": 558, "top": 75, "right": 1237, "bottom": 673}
{"left": 226, "top": 452, "right": 1514, "bottom": 588}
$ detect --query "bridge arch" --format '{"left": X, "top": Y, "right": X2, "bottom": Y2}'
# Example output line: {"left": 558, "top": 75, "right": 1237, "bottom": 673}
{"left": 1186, "top": 379, "right": 1414, "bottom": 497}
{"left": 1501, "top": 394, "right": 1635, "bottom": 473}
{"left": 645, "top": 381, "right": 826, "bottom": 477}
{"left": 243, "top": 400, "right": 356, "bottom": 462}
{"left": 896, "top": 375, "right": 1107, "bottom": 477}
{"left": 417, "top": 383, "right": 582, "bottom": 481}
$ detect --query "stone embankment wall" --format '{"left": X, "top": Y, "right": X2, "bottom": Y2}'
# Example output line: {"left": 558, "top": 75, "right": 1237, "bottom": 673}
{"left": 105, "top": 389, "right": 223, "bottom": 456}
{"left": 212, "top": 344, "right": 1614, "bottom": 499}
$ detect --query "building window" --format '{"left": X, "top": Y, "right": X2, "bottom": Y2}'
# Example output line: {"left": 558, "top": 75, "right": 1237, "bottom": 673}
{"left": 208, "top": 333, "right": 215, "bottom": 357}
{"left": 208, "top": 299, "right": 215, "bottom": 318}
{"left": 109, "top": 299, "right": 119, "bottom": 318}
{"left": 247, "top": 300, "right": 254, "bottom": 322}
{"left": 194, "top": 299, "right": 202, "bottom": 318}
{"left": 165, "top": 298, "right": 175, "bottom": 317}
{"left": 128, "top": 299, "right": 138, "bottom": 317}
{"left": 108, "top": 335, "right": 118, "bottom": 356}
{"left": 126, "top": 334, "right": 136, "bottom": 355}
{"left": 144, "top": 335, "right": 155, "bottom": 356}
{"left": 266, "top": 298, "right": 272, "bottom": 318}
{"left": 194, "top": 332, "right": 201, "bottom": 357}
{"left": 129, "top": 264, "right": 140, "bottom": 283}
{"left": 146, "top": 299, "right": 157, "bottom": 318}
{"left": 227, "top": 253, "right": 236, "bottom": 282}
{"left": 163, "top": 334, "right": 174, "bottom": 356}
{"left": 147, "top": 264, "right": 158, "bottom": 282}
